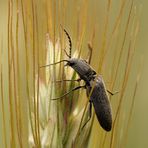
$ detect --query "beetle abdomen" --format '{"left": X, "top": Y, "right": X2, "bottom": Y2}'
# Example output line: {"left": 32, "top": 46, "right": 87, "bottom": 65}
{"left": 87, "top": 76, "right": 112, "bottom": 131}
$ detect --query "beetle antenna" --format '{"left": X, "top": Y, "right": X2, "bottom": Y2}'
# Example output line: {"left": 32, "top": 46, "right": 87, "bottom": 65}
{"left": 60, "top": 25, "right": 72, "bottom": 59}
{"left": 40, "top": 60, "right": 69, "bottom": 68}
{"left": 63, "top": 29, "right": 72, "bottom": 58}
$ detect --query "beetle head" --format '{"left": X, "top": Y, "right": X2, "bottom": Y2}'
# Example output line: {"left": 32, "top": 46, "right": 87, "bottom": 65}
{"left": 64, "top": 58, "right": 77, "bottom": 67}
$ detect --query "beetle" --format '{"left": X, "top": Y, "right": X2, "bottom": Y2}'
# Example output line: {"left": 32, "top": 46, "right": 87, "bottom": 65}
{"left": 40, "top": 27, "right": 114, "bottom": 131}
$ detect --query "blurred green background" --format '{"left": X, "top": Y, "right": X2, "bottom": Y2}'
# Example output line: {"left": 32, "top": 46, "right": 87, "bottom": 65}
{"left": 126, "top": 0, "right": 148, "bottom": 147}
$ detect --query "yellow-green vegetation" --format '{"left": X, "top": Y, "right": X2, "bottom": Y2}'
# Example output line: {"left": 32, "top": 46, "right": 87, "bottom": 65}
{"left": 0, "top": 0, "right": 143, "bottom": 147}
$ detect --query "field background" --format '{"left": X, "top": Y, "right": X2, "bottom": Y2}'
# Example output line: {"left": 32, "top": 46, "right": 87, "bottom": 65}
{"left": 0, "top": 0, "right": 148, "bottom": 147}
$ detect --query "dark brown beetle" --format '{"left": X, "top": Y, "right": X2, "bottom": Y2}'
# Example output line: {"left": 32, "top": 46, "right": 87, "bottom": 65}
{"left": 40, "top": 27, "right": 114, "bottom": 131}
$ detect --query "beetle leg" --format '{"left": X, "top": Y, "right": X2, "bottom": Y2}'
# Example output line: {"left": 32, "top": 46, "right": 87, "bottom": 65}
{"left": 51, "top": 85, "right": 86, "bottom": 100}
{"left": 81, "top": 101, "right": 92, "bottom": 130}
{"left": 52, "top": 78, "right": 82, "bottom": 83}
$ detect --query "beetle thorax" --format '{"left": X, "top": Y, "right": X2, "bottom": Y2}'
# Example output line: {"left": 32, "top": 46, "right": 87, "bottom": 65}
{"left": 68, "top": 58, "right": 96, "bottom": 83}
